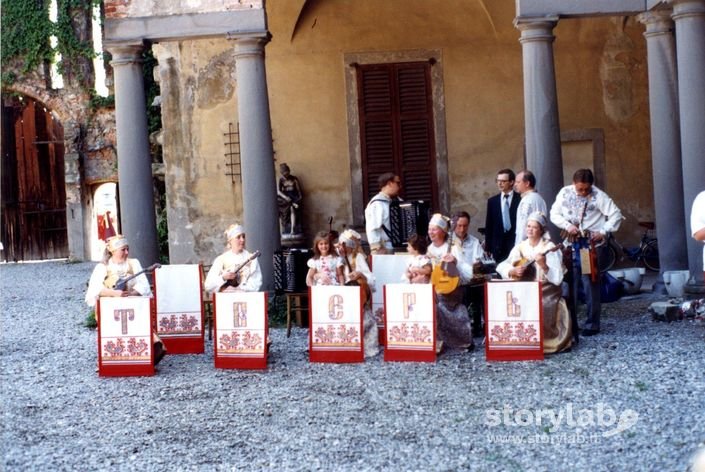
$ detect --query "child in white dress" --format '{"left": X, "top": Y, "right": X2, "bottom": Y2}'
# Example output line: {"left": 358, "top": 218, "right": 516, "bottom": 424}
{"left": 306, "top": 231, "right": 344, "bottom": 286}
{"left": 404, "top": 234, "right": 432, "bottom": 284}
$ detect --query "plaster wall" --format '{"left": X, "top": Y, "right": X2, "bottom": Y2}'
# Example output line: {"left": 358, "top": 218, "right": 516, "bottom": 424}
{"left": 157, "top": 0, "right": 653, "bottom": 264}
{"left": 153, "top": 39, "right": 242, "bottom": 264}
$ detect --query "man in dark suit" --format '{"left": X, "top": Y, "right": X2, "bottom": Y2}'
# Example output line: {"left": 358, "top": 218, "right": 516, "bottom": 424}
{"left": 484, "top": 168, "right": 520, "bottom": 263}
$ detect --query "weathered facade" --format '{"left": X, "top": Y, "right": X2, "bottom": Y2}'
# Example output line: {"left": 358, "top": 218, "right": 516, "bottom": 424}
{"left": 103, "top": 0, "right": 705, "bottom": 289}
{"left": 1, "top": 63, "right": 118, "bottom": 263}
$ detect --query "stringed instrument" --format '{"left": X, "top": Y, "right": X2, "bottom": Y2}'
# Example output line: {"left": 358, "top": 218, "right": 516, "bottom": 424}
{"left": 109, "top": 263, "right": 162, "bottom": 290}
{"left": 511, "top": 243, "right": 564, "bottom": 280}
{"left": 431, "top": 217, "right": 460, "bottom": 295}
{"left": 219, "top": 251, "right": 261, "bottom": 291}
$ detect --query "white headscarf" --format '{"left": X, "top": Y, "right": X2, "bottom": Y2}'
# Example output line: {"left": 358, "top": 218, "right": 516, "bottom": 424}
{"left": 225, "top": 224, "right": 245, "bottom": 241}
{"left": 429, "top": 213, "right": 449, "bottom": 232}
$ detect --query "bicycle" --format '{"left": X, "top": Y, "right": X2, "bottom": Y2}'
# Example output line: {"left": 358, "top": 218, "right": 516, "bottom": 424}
{"left": 597, "top": 222, "right": 660, "bottom": 273}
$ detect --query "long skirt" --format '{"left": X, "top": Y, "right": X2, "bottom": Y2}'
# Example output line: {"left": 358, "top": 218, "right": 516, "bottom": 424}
{"left": 363, "top": 307, "right": 380, "bottom": 358}
{"left": 436, "top": 291, "right": 473, "bottom": 349}
{"left": 542, "top": 283, "right": 572, "bottom": 354}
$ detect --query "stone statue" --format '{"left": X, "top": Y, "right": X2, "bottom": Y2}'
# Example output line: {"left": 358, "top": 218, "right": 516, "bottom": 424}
{"left": 277, "top": 163, "right": 303, "bottom": 236}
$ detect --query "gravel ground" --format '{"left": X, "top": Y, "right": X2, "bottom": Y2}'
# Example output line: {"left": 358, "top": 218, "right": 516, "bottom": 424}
{"left": 2, "top": 260, "right": 705, "bottom": 471}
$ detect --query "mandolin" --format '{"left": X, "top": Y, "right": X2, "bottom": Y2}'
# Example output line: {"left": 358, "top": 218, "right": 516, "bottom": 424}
{"left": 511, "top": 243, "right": 564, "bottom": 280}
{"left": 111, "top": 263, "right": 161, "bottom": 290}
{"left": 431, "top": 217, "right": 460, "bottom": 295}
{"left": 219, "top": 251, "right": 261, "bottom": 291}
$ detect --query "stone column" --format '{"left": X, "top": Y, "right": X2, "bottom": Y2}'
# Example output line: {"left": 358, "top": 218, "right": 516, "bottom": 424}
{"left": 107, "top": 42, "right": 159, "bottom": 266}
{"left": 672, "top": 0, "right": 705, "bottom": 291}
{"left": 233, "top": 34, "right": 280, "bottom": 290}
{"left": 515, "top": 16, "right": 564, "bottom": 240}
{"left": 638, "top": 11, "right": 689, "bottom": 273}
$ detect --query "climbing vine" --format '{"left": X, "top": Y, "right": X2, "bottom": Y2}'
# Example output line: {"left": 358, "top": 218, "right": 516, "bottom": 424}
{"left": 0, "top": 0, "right": 53, "bottom": 85}
{"left": 1, "top": 0, "right": 101, "bottom": 88}
{"left": 54, "top": 0, "right": 100, "bottom": 88}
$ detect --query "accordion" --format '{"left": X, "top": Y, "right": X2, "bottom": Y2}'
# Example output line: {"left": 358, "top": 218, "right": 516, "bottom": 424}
{"left": 273, "top": 248, "right": 312, "bottom": 293}
{"left": 389, "top": 200, "right": 431, "bottom": 248}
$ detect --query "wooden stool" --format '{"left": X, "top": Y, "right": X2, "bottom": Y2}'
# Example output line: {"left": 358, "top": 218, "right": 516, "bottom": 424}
{"left": 286, "top": 292, "right": 308, "bottom": 337}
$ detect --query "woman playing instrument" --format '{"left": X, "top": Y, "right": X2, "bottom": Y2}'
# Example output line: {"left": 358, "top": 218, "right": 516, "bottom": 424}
{"left": 85, "top": 234, "right": 152, "bottom": 304}
{"left": 306, "top": 231, "right": 345, "bottom": 286}
{"left": 85, "top": 234, "right": 165, "bottom": 364}
{"left": 496, "top": 211, "right": 572, "bottom": 354}
{"left": 205, "top": 224, "right": 262, "bottom": 294}
{"left": 403, "top": 234, "right": 432, "bottom": 284}
{"left": 427, "top": 214, "right": 474, "bottom": 351}
{"left": 338, "top": 229, "right": 379, "bottom": 358}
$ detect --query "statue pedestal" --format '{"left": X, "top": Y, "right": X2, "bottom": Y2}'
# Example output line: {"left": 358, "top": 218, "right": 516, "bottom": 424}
{"left": 281, "top": 233, "right": 306, "bottom": 248}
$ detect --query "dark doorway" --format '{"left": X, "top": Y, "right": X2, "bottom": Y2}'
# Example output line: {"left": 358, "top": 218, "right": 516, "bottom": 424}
{"left": 356, "top": 61, "right": 438, "bottom": 209}
{"left": 1, "top": 95, "right": 68, "bottom": 261}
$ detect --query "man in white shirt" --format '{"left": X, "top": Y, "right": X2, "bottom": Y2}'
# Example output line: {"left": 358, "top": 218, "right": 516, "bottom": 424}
{"left": 691, "top": 190, "right": 705, "bottom": 279}
{"left": 550, "top": 169, "right": 623, "bottom": 337}
{"left": 452, "top": 211, "right": 485, "bottom": 336}
{"left": 364, "top": 173, "right": 402, "bottom": 254}
{"left": 514, "top": 170, "right": 548, "bottom": 246}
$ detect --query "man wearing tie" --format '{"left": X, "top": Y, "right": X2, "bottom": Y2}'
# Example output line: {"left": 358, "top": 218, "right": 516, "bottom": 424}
{"left": 484, "top": 168, "right": 520, "bottom": 263}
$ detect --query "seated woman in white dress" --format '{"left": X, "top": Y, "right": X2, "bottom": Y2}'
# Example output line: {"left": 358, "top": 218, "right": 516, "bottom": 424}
{"left": 427, "top": 214, "right": 474, "bottom": 351}
{"left": 205, "top": 223, "right": 262, "bottom": 294}
{"left": 85, "top": 234, "right": 165, "bottom": 364}
{"left": 496, "top": 211, "right": 572, "bottom": 354}
{"left": 306, "top": 231, "right": 344, "bottom": 286}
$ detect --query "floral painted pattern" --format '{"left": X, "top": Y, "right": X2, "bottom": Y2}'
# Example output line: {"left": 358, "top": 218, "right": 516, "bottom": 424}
{"left": 158, "top": 313, "right": 200, "bottom": 333}
{"left": 313, "top": 325, "right": 360, "bottom": 346}
{"left": 218, "top": 331, "right": 264, "bottom": 352}
{"left": 388, "top": 323, "right": 432, "bottom": 344}
{"left": 103, "top": 337, "right": 149, "bottom": 358}
{"left": 489, "top": 322, "right": 539, "bottom": 346}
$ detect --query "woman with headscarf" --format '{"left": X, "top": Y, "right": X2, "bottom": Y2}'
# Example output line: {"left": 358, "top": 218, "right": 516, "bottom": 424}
{"left": 85, "top": 234, "right": 165, "bottom": 363}
{"left": 496, "top": 211, "right": 572, "bottom": 354}
{"left": 427, "top": 213, "right": 474, "bottom": 352}
{"left": 337, "top": 229, "right": 380, "bottom": 358}
{"left": 205, "top": 223, "right": 262, "bottom": 294}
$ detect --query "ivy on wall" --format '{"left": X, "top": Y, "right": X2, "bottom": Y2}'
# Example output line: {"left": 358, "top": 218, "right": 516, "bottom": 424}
{"left": 1, "top": 0, "right": 100, "bottom": 89}
{"left": 0, "top": 0, "right": 54, "bottom": 85}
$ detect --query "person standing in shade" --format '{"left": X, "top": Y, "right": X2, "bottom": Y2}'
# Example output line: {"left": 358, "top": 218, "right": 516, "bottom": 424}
{"left": 364, "top": 173, "right": 402, "bottom": 255}
{"left": 485, "top": 168, "right": 520, "bottom": 263}
{"left": 550, "top": 169, "right": 623, "bottom": 337}
{"left": 514, "top": 169, "right": 548, "bottom": 246}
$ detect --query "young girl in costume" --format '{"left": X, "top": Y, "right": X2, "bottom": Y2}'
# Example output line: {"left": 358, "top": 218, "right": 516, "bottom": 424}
{"left": 404, "top": 234, "right": 432, "bottom": 284}
{"left": 306, "top": 231, "right": 345, "bottom": 286}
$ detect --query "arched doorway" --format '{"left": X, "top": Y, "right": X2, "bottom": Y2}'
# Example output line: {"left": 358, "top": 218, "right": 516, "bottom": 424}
{"left": 1, "top": 94, "right": 68, "bottom": 261}
{"left": 90, "top": 182, "right": 120, "bottom": 261}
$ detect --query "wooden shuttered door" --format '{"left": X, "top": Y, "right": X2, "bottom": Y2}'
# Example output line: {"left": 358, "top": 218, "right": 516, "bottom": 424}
{"left": 357, "top": 62, "right": 438, "bottom": 209}
{"left": 1, "top": 97, "right": 68, "bottom": 261}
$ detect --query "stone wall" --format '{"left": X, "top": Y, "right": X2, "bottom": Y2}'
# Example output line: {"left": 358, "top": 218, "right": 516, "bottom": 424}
{"left": 104, "top": 0, "right": 263, "bottom": 19}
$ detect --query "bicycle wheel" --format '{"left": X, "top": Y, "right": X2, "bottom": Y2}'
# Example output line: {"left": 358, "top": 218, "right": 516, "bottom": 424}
{"left": 598, "top": 244, "right": 617, "bottom": 273}
{"left": 642, "top": 239, "right": 660, "bottom": 271}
